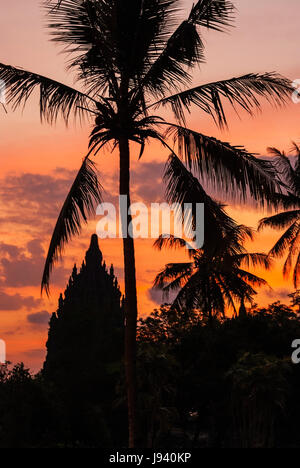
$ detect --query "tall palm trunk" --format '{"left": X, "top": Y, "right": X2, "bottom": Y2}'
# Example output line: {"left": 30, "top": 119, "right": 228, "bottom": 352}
{"left": 119, "top": 136, "right": 138, "bottom": 448}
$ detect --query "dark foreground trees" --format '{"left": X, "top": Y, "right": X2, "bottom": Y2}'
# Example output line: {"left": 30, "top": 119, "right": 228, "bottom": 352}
{"left": 137, "top": 302, "right": 300, "bottom": 448}
{"left": 2, "top": 301, "right": 300, "bottom": 448}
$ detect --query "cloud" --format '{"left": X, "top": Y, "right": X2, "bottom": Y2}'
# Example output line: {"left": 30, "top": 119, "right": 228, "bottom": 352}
{"left": 1, "top": 327, "right": 22, "bottom": 337}
{"left": 264, "top": 288, "right": 292, "bottom": 301}
{"left": 23, "top": 348, "right": 46, "bottom": 360}
{"left": 0, "top": 240, "right": 68, "bottom": 288}
{"left": 131, "top": 162, "right": 165, "bottom": 203}
{"left": 0, "top": 169, "right": 78, "bottom": 233}
{"left": 147, "top": 287, "right": 177, "bottom": 306}
{"left": 0, "top": 290, "right": 42, "bottom": 311}
{"left": 27, "top": 310, "right": 50, "bottom": 327}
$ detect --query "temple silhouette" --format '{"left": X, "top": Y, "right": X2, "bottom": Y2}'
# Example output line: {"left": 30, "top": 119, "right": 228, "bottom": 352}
{"left": 43, "top": 234, "right": 125, "bottom": 445}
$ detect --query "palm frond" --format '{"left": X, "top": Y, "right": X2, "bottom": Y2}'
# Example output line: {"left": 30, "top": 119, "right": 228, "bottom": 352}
{"left": 265, "top": 192, "right": 300, "bottom": 211}
{"left": 46, "top": 0, "right": 182, "bottom": 94}
{"left": 268, "top": 147, "right": 299, "bottom": 190}
{"left": 215, "top": 274, "right": 237, "bottom": 315}
{"left": 166, "top": 125, "right": 282, "bottom": 207}
{"left": 41, "top": 157, "right": 102, "bottom": 294}
{"left": 151, "top": 73, "right": 292, "bottom": 127}
{"left": 170, "top": 270, "right": 204, "bottom": 311}
{"left": 141, "top": 20, "right": 203, "bottom": 95}
{"left": 268, "top": 222, "right": 300, "bottom": 258}
{"left": 236, "top": 269, "right": 268, "bottom": 288}
{"left": 293, "top": 252, "right": 300, "bottom": 288}
{"left": 163, "top": 153, "right": 237, "bottom": 252}
{"left": 153, "top": 262, "right": 193, "bottom": 297}
{"left": 259, "top": 210, "right": 300, "bottom": 231}
{"left": 141, "top": 0, "right": 234, "bottom": 97}
{"left": 0, "top": 63, "right": 96, "bottom": 124}
{"left": 283, "top": 247, "right": 294, "bottom": 279}
{"left": 153, "top": 235, "right": 195, "bottom": 253}
{"left": 189, "top": 0, "right": 235, "bottom": 31}
{"left": 282, "top": 226, "right": 300, "bottom": 279}
{"left": 236, "top": 253, "right": 273, "bottom": 270}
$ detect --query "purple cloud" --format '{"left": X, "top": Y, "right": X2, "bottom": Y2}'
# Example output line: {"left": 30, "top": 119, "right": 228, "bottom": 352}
{"left": 27, "top": 310, "right": 50, "bottom": 327}
{"left": 147, "top": 287, "right": 177, "bottom": 306}
{"left": 0, "top": 290, "right": 42, "bottom": 311}
{"left": 131, "top": 162, "right": 165, "bottom": 203}
{"left": 0, "top": 240, "right": 68, "bottom": 288}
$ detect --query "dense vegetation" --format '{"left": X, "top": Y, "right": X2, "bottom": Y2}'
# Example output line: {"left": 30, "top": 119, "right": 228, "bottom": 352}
{"left": 1, "top": 298, "right": 300, "bottom": 448}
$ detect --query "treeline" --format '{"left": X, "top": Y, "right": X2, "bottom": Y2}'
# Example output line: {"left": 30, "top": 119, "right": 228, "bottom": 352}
{"left": 1, "top": 300, "right": 300, "bottom": 448}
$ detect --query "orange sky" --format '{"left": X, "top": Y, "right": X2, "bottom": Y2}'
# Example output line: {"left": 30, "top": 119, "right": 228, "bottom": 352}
{"left": 0, "top": 0, "right": 300, "bottom": 371}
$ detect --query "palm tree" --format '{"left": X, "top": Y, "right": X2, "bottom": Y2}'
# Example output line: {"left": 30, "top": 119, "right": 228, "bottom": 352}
{"left": 0, "top": 0, "right": 291, "bottom": 446}
{"left": 154, "top": 154, "right": 272, "bottom": 319}
{"left": 259, "top": 144, "right": 300, "bottom": 288}
{"left": 155, "top": 234, "right": 271, "bottom": 319}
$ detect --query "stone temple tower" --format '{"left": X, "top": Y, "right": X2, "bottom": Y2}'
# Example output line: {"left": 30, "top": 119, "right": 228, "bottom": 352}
{"left": 43, "top": 235, "right": 125, "bottom": 444}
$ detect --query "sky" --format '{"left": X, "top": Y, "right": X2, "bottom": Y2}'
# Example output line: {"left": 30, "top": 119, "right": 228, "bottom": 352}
{"left": 0, "top": 0, "right": 299, "bottom": 371}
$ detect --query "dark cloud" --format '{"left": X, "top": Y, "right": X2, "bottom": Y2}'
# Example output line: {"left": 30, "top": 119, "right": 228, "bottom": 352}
{"left": 0, "top": 243, "right": 22, "bottom": 257}
{"left": 23, "top": 348, "right": 46, "bottom": 360}
{"left": 131, "top": 162, "right": 165, "bottom": 203}
{"left": 264, "top": 288, "right": 292, "bottom": 301}
{"left": 0, "top": 290, "right": 42, "bottom": 311}
{"left": 27, "top": 310, "right": 50, "bottom": 327}
{"left": 0, "top": 170, "right": 78, "bottom": 233}
{"left": 0, "top": 240, "right": 68, "bottom": 288}
{"left": 0, "top": 167, "right": 94, "bottom": 311}
{"left": 147, "top": 287, "right": 176, "bottom": 306}
{"left": 0, "top": 164, "right": 166, "bottom": 239}
{"left": 0, "top": 172, "right": 73, "bottom": 207}
{"left": 1, "top": 327, "right": 22, "bottom": 337}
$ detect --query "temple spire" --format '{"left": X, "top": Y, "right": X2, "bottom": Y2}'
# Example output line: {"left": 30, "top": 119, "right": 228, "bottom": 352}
{"left": 85, "top": 234, "right": 103, "bottom": 266}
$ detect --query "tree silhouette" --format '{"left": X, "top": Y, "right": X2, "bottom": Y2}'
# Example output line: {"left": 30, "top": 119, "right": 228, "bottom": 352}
{"left": 154, "top": 226, "right": 271, "bottom": 320}
{"left": 154, "top": 155, "right": 272, "bottom": 319}
{"left": 227, "top": 352, "right": 290, "bottom": 448}
{"left": 0, "top": 0, "right": 292, "bottom": 446}
{"left": 259, "top": 144, "right": 300, "bottom": 288}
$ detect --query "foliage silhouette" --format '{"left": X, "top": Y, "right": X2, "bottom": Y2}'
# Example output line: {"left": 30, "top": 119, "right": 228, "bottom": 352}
{"left": 259, "top": 144, "right": 300, "bottom": 288}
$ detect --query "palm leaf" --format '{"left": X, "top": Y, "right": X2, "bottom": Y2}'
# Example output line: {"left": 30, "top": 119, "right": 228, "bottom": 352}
{"left": 0, "top": 63, "right": 96, "bottom": 124}
{"left": 268, "top": 147, "right": 300, "bottom": 192}
{"left": 153, "top": 262, "right": 193, "bottom": 291}
{"left": 47, "top": 0, "right": 182, "bottom": 94}
{"left": 283, "top": 247, "right": 294, "bottom": 279}
{"left": 140, "top": 0, "right": 234, "bottom": 96}
{"left": 236, "top": 253, "right": 273, "bottom": 270}
{"left": 259, "top": 210, "right": 300, "bottom": 231}
{"left": 163, "top": 153, "right": 237, "bottom": 251}
{"left": 41, "top": 157, "right": 102, "bottom": 294}
{"left": 170, "top": 270, "right": 204, "bottom": 311}
{"left": 236, "top": 269, "right": 268, "bottom": 288}
{"left": 166, "top": 125, "right": 282, "bottom": 207}
{"left": 151, "top": 73, "right": 292, "bottom": 127}
{"left": 189, "top": 0, "right": 235, "bottom": 31}
{"left": 153, "top": 235, "right": 195, "bottom": 253}
{"left": 268, "top": 222, "right": 300, "bottom": 258}
{"left": 282, "top": 226, "right": 300, "bottom": 279}
{"left": 293, "top": 252, "right": 300, "bottom": 289}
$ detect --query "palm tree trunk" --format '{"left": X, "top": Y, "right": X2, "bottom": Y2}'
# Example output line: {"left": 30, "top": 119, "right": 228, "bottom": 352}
{"left": 119, "top": 136, "right": 138, "bottom": 448}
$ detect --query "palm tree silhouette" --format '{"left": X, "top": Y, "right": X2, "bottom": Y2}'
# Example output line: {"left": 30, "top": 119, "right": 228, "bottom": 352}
{"left": 0, "top": 0, "right": 291, "bottom": 446}
{"left": 154, "top": 155, "right": 271, "bottom": 319}
{"left": 154, "top": 235, "right": 270, "bottom": 319}
{"left": 259, "top": 144, "right": 300, "bottom": 288}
